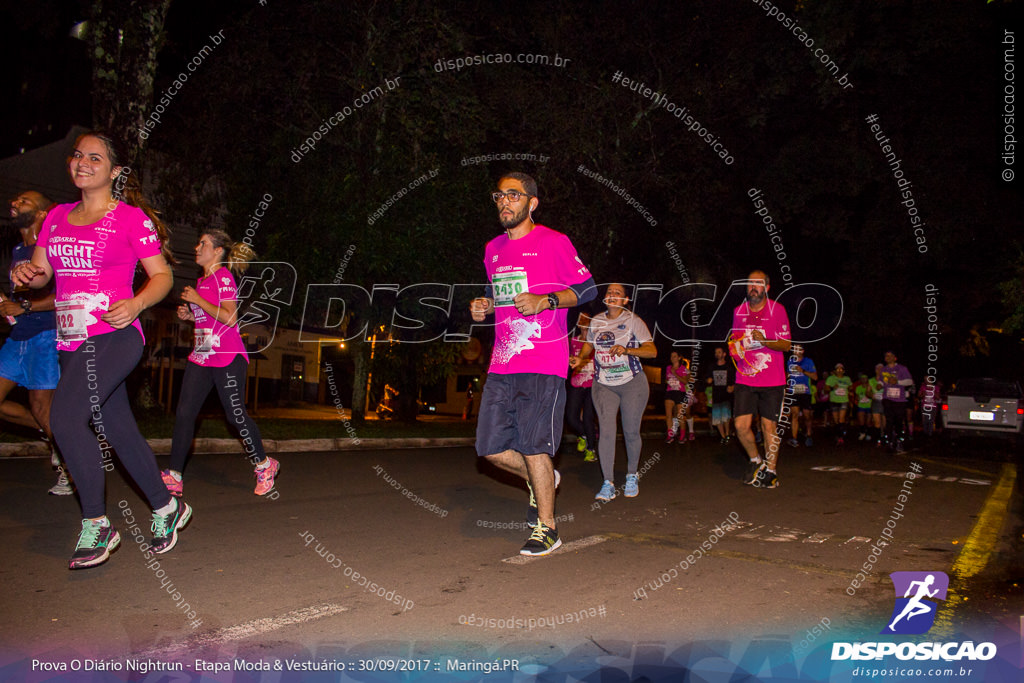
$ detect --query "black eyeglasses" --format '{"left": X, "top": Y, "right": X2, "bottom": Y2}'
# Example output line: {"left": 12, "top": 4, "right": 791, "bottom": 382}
{"left": 491, "top": 190, "right": 531, "bottom": 204}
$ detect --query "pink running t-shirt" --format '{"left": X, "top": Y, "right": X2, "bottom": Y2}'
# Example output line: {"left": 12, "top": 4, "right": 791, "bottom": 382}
{"left": 730, "top": 299, "right": 791, "bottom": 387}
{"left": 569, "top": 336, "right": 595, "bottom": 388}
{"left": 665, "top": 363, "right": 689, "bottom": 391}
{"left": 484, "top": 224, "right": 591, "bottom": 378}
{"left": 188, "top": 267, "right": 249, "bottom": 367}
{"left": 38, "top": 202, "right": 162, "bottom": 352}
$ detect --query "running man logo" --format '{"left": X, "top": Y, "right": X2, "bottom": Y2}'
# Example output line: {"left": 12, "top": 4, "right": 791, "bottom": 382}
{"left": 881, "top": 571, "right": 948, "bottom": 635}
{"left": 235, "top": 262, "right": 297, "bottom": 353}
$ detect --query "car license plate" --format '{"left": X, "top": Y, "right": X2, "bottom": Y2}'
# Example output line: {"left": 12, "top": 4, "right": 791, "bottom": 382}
{"left": 969, "top": 411, "right": 995, "bottom": 421}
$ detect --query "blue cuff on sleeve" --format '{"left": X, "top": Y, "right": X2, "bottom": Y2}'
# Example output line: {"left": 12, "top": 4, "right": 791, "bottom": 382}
{"left": 571, "top": 276, "right": 598, "bottom": 305}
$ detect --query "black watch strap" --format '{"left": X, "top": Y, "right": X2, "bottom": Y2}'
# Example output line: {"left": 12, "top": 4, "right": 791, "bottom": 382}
{"left": 547, "top": 293, "right": 559, "bottom": 310}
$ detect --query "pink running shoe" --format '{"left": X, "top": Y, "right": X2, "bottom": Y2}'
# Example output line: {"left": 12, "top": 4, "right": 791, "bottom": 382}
{"left": 688, "top": 431, "right": 695, "bottom": 442}
{"left": 161, "top": 469, "right": 183, "bottom": 497}
{"left": 254, "top": 457, "right": 280, "bottom": 496}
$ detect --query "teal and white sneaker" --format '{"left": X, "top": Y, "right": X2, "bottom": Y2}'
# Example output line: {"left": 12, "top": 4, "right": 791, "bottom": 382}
{"left": 623, "top": 474, "right": 639, "bottom": 498}
{"left": 69, "top": 519, "right": 120, "bottom": 570}
{"left": 595, "top": 479, "right": 616, "bottom": 502}
{"left": 151, "top": 500, "right": 193, "bottom": 554}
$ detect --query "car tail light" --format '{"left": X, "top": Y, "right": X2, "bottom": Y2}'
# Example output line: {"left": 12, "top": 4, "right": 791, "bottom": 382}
{"left": 941, "top": 404, "right": 948, "bottom": 411}
{"left": 1018, "top": 408, "right": 1023, "bottom": 416}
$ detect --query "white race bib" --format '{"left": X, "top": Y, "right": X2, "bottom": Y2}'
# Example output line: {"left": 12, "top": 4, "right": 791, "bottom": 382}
{"left": 492, "top": 271, "right": 529, "bottom": 308}
{"left": 56, "top": 300, "right": 88, "bottom": 342}
{"left": 194, "top": 328, "right": 214, "bottom": 354}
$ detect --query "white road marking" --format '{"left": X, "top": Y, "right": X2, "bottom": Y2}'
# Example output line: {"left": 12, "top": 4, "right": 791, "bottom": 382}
{"left": 503, "top": 534, "right": 610, "bottom": 564}
{"left": 136, "top": 603, "right": 349, "bottom": 658}
{"left": 812, "top": 465, "right": 991, "bottom": 486}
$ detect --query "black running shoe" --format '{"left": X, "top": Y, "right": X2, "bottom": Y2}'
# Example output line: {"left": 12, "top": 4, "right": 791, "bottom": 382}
{"left": 743, "top": 458, "right": 763, "bottom": 485}
{"left": 151, "top": 501, "right": 192, "bottom": 554}
{"left": 69, "top": 519, "right": 120, "bottom": 570}
{"left": 751, "top": 466, "right": 779, "bottom": 489}
{"left": 520, "top": 522, "right": 562, "bottom": 556}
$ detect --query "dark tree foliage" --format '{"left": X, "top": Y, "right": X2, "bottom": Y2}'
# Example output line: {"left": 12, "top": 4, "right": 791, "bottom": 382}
{"left": 128, "top": 0, "right": 1020, "bottom": 401}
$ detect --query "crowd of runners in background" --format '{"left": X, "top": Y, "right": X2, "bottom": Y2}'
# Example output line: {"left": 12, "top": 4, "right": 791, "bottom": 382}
{"left": 566, "top": 340, "right": 940, "bottom": 458}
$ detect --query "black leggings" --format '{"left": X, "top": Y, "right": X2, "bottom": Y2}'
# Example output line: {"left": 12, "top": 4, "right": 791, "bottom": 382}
{"left": 54, "top": 328, "right": 171, "bottom": 519}
{"left": 170, "top": 354, "right": 266, "bottom": 473}
{"left": 883, "top": 399, "right": 907, "bottom": 443}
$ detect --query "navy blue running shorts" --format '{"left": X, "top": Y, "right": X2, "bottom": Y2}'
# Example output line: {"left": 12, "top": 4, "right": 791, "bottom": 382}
{"left": 475, "top": 373, "right": 567, "bottom": 458}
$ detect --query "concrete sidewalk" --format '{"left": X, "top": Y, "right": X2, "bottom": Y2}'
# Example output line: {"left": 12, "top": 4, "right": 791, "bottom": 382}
{"left": 0, "top": 403, "right": 703, "bottom": 458}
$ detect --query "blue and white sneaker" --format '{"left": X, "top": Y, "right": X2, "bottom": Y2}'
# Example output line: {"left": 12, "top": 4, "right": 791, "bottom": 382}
{"left": 595, "top": 480, "right": 617, "bottom": 502}
{"left": 623, "top": 474, "right": 639, "bottom": 498}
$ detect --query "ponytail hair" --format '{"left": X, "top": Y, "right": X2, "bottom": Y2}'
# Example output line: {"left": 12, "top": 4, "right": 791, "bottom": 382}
{"left": 203, "top": 228, "right": 257, "bottom": 275}
{"left": 76, "top": 130, "right": 176, "bottom": 265}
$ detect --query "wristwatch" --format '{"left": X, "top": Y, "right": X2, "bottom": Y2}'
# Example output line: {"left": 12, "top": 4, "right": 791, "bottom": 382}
{"left": 547, "top": 293, "right": 559, "bottom": 310}
{"left": 19, "top": 299, "right": 31, "bottom": 313}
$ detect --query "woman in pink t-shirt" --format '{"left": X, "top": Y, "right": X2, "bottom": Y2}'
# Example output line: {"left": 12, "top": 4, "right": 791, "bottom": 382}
{"left": 12, "top": 131, "right": 188, "bottom": 570}
{"left": 163, "top": 230, "right": 278, "bottom": 497}
{"left": 664, "top": 352, "right": 694, "bottom": 443}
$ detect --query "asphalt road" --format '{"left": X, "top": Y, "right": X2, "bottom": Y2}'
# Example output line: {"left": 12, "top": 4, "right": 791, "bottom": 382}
{"left": 0, "top": 431, "right": 1020, "bottom": 681}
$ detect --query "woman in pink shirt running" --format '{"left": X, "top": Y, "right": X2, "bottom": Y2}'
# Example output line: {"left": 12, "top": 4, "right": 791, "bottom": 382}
{"left": 163, "top": 230, "right": 278, "bottom": 497}
{"left": 13, "top": 131, "right": 190, "bottom": 569}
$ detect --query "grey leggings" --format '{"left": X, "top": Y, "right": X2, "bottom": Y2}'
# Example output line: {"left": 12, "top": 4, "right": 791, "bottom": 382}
{"left": 591, "top": 372, "right": 650, "bottom": 481}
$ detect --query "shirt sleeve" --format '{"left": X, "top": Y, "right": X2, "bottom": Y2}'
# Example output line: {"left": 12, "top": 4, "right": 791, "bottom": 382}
{"left": 126, "top": 207, "right": 163, "bottom": 260}
{"left": 772, "top": 302, "right": 791, "bottom": 341}
{"left": 553, "top": 232, "right": 592, "bottom": 289}
{"left": 216, "top": 270, "right": 239, "bottom": 302}
{"left": 34, "top": 206, "right": 60, "bottom": 256}
{"left": 631, "top": 314, "right": 653, "bottom": 344}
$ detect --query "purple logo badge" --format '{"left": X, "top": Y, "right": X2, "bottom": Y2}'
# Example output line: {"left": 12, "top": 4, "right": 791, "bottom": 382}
{"left": 882, "top": 571, "right": 948, "bottom": 635}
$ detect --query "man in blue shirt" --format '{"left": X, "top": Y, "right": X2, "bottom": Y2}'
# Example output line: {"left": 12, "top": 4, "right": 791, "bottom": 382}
{"left": 786, "top": 344, "right": 817, "bottom": 447}
{"left": 2, "top": 191, "right": 66, "bottom": 494}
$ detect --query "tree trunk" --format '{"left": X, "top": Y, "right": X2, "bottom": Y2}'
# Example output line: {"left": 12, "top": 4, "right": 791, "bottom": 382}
{"left": 88, "top": 0, "right": 174, "bottom": 167}
{"left": 350, "top": 339, "right": 368, "bottom": 426}
{"left": 395, "top": 352, "right": 420, "bottom": 423}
